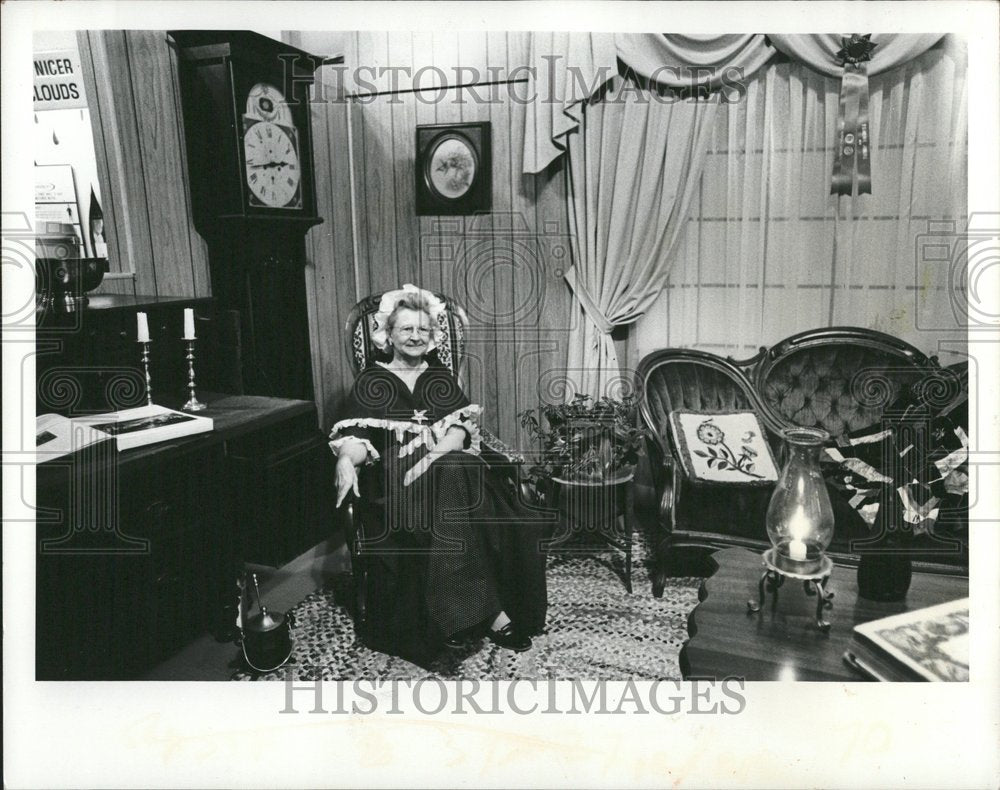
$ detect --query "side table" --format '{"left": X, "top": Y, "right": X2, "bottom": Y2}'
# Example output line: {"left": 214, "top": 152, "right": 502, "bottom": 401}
{"left": 546, "top": 471, "right": 635, "bottom": 593}
{"left": 681, "top": 547, "right": 969, "bottom": 681}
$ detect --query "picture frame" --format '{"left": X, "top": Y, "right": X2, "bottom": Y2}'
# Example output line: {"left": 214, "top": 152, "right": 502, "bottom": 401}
{"left": 415, "top": 121, "right": 491, "bottom": 215}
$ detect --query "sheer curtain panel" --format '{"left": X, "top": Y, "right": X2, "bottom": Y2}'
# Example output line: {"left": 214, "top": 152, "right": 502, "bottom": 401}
{"left": 635, "top": 43, "right": 968, "bottom": 363}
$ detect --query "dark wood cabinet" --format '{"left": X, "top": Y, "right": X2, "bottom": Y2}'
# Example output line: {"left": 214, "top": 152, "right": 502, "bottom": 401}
{"left": 36, "top": 393, "right": 335, "bottom": 680}
{"left": 35, "top": 294, "right": 233, "bottom": 417}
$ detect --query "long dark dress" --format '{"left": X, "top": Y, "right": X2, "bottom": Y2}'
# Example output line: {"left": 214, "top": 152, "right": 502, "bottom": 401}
{"left": 330, "top": 362, "right": 548, "bottom": 665}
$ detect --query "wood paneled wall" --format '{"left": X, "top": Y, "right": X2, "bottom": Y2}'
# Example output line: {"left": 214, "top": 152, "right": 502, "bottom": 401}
{"left": 78, "top": 31, "right": 210, "bottom": 299}
{"left": 303, "top": 31, "right": 574, "bottom": 444}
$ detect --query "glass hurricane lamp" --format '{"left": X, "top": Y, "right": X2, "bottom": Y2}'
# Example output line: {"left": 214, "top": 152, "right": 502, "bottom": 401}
{"left": 748, "top": 427, "right": 837, "bottom": 630}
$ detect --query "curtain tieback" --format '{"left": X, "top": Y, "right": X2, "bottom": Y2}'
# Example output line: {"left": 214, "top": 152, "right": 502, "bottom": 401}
{"left": 563, "top": 265, "right": 615, "bottom": 335}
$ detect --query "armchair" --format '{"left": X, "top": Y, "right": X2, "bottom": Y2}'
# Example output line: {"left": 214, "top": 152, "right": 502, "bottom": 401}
{"left": 339, "top": 290, "right": 525, "bottom": 639}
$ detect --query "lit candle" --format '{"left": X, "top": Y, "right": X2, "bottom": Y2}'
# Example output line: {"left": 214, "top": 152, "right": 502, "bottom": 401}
{"left": 183, "top": 308, "right": 196, "bottom": 340}
{"left": 788, "top": 539, "right": 808, "bottom": 562}
{"left": 136, "top": 312, "right": 150, "bottom": 343}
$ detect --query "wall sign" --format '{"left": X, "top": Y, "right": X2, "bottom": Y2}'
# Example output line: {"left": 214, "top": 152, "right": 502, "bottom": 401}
{"left": 34, "top": 49, "right": 87, "bottom": 110}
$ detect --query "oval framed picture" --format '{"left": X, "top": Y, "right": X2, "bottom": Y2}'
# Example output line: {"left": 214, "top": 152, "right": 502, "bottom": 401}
{"left": 416, "top": 122, "right": 491, "bottom": 215}
{"left": 425, "top": 134, "right": 478, "bottom": 201}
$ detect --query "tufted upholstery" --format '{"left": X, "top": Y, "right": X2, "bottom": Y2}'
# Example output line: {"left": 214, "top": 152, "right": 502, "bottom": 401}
{"left": 644, "top": 361, "right": 755, "bottom": 419}
{"left": 638, "top": 350, "right": 777, "bottom": 467}
{"left": 635, "top": 328, "right": 962, "bottom": 592}
{"left": 758, "top": 345, "right": 927, "bottom": 441}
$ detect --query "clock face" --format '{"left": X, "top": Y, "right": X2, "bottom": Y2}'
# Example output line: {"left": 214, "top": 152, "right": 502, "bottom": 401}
{"left": 245, "top": 82, "right": 294, "bottom": 126}
{"left": 243, "top": 121, "right": 302, "bottom": 208}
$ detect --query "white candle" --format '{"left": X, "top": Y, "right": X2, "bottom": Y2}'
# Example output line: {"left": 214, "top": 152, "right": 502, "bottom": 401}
{"left": 788, "top": 539, "right": 808, "bottom": 562}
{"left": 183, "top": 308, "right": 196, "bottom": 340}
{"left": 136, "top": 312, "right": 150, "bottom": 343}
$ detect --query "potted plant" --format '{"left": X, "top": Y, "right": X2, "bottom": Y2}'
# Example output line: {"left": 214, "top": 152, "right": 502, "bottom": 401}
{"left": 518, "top": 393, "right": 647, "bottom": 498}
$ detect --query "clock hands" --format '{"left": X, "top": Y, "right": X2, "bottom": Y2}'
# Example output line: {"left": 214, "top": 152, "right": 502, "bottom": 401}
{"left": 249, "top": 161, "right": 295, "bottom": 170}
{"left": 243, "top": 121, "right": 299, "bottom": 207}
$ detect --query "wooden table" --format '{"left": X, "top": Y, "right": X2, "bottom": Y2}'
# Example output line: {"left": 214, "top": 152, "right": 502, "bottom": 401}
{"left": 680, "top": 548, "right": 968, "bottom": 681}
{"left": 547, "top": 472, "right": 635, "bottom": 593}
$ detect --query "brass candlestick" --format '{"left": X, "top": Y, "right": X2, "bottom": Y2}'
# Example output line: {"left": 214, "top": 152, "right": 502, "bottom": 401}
{"left": 139, "top": 341, "right": 153, "bottom": 406}
{"left": 182, "top": 339, "right": 206, "bottom": 411}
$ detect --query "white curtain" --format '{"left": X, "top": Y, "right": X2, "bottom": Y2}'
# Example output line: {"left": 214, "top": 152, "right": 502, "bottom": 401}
{"left": 563, "top": 78, "right": 718, "bottom": 399}
{"left": 635, "top": 42, "right": 968, "bottom": 364}
{"left": 523, "top": 33, "right": 943, "bottom": 176}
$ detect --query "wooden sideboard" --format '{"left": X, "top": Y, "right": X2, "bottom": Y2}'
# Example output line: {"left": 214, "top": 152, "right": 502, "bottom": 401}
{"left": 36, "top": 393, "right": 336, "bottom": 680}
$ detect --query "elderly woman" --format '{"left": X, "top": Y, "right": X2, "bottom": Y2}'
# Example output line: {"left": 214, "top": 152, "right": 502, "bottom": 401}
{"left": 330, "top": 285, "right": 547, "bottom": 666}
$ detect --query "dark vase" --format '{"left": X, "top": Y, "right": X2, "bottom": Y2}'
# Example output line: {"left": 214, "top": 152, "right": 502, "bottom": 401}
{"left": 856, "top": 488, "right": 914, "bottom": 601}
{"left": 857, "top": 551, "right": 913, "bottom": 601}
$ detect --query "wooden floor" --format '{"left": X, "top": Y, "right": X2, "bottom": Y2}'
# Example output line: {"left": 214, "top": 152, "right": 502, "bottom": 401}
{"left": 145, "top": 479, "right": 661, "bottom": 681}
{"left": 142, "top": 536, "right": 350, "bottom": 680}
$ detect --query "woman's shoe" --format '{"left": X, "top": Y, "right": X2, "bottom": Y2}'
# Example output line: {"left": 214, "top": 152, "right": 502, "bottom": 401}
{"left": 488, "top": 623, "right": 532, "bottom": 652}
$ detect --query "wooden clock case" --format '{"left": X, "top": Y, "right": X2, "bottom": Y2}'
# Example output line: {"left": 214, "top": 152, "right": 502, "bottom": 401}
{"left": 168, "top": 30, "right": 327, "bottom": 400}
{"left": 168, "top": 30, "right": 322, "bottom": 230}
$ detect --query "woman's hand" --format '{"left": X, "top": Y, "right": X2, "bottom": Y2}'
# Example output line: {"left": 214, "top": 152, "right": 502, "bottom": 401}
{"left": 335, "top": 455, "right": 361, "bottom": 507}
{"left": 403, "top": 426, "right": 467, "bottom": 487}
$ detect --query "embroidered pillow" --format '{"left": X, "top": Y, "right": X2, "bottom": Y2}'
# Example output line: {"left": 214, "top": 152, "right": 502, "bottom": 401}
{"left": 669, "top": 410, "right": 779, "bottom": 485}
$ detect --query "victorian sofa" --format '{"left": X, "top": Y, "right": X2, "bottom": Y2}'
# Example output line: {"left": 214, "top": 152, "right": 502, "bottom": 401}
{"left": 636, "top": 327, "right": 969, "bottom": 596}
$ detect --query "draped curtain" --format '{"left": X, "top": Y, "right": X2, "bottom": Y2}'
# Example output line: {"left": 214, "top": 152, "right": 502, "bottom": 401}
{"left": 524, "top": 32, "right": 954, "bottom": 399}
{"left": 524, "top": 33, "right": 945, "bottom": 174}
{"left": 634, "top": 43, "right": 969, "bottom": 362}
{"left": 563, "top": 79, "right": 718, "bottom": 398}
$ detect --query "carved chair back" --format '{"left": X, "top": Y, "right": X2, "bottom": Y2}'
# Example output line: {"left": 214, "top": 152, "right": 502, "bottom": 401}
{"left": 636, "top": 348, "right": 779, "bottom": 467}
{"left": 753, "top": 327, "right": 937, "bottom": 441}
{"left": 344, "top": 291, "right": 470, "bottom": 386}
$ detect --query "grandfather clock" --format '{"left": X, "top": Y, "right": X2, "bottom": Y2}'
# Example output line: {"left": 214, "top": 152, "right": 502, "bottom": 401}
{"left": 169, "top": 30, "right": 323, "bottom": 399}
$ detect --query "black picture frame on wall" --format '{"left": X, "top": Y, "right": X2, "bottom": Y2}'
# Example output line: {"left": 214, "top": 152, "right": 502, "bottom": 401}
{"left": 415, "top": 122, "right": 491, "bottom": 215}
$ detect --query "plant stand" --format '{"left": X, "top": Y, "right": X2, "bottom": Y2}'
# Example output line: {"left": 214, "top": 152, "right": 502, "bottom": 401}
{"left": 545, "top": 471, "right": 635, "bottom": 593}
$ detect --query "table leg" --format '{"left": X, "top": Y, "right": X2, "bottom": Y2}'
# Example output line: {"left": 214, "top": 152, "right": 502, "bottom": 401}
{"left": 624, "top": 481, "right": 633, "bottom": 594}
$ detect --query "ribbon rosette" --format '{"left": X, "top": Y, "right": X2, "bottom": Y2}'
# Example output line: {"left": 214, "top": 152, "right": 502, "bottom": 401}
{"left": 370, "top": 283, "right": 448, "bottom": 352}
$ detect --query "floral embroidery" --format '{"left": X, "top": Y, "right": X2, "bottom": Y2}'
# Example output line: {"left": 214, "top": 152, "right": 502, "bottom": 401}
{"left": 693, "top": 419, "right": 764, "bottom": 479}
{"left": 696, "top": 422, "right": 725, "bottom": 445}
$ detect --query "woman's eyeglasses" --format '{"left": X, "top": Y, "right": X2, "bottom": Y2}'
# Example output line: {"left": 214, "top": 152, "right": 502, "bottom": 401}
{"left": 394, "top": 325, "right": 431, "bottom": 337}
